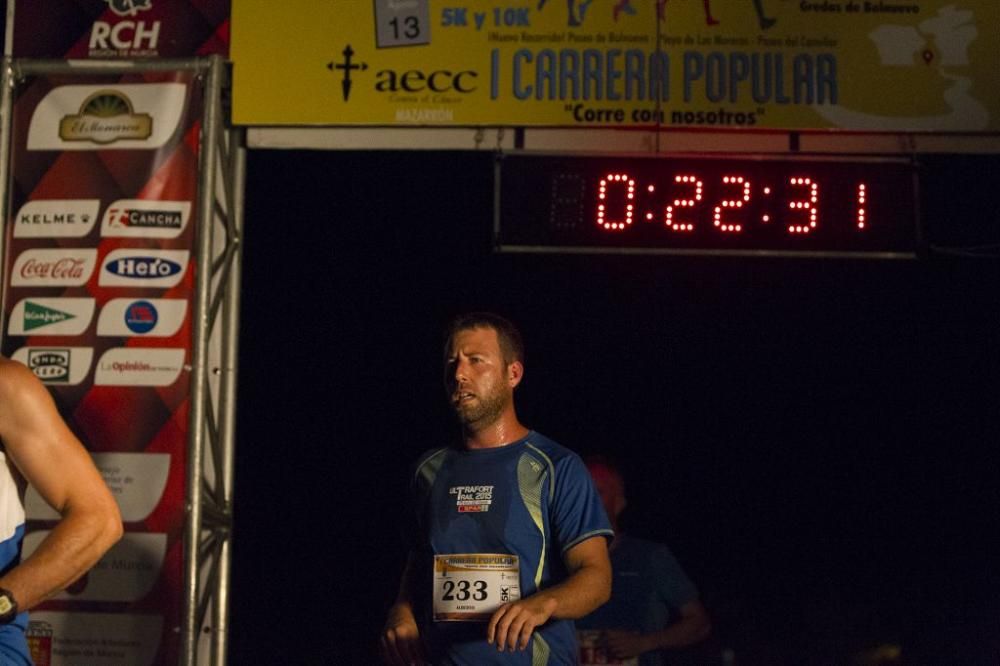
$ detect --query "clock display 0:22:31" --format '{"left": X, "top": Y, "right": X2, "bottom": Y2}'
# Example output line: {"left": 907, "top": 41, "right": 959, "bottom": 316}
{"left": 496, "top": 154, "right": 919, "bottom": 256}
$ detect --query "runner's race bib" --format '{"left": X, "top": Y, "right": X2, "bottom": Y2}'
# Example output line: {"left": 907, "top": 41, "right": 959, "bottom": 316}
{"left": 433, "top": 554, "right": 521, "bottom": 621}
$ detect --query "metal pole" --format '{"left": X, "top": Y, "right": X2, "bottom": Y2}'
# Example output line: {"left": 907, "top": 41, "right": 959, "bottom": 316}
{"left": 0, "top": 58, "right": 17, "bottom": 338}
{"left": 183, "top": 54, "right": 225, "bottom": 666}
{"left": 211, "top": 126, "right": 245, "bottom": 665}
{"left": 12, "top": 57, "right": 210, "bottom": 76}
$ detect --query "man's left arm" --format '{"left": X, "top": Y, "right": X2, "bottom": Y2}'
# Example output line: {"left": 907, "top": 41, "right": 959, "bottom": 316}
{"left": 0, "top": 361, "right": 123, "bottom": 612}
{"left": 487, "top": 535, "right": 611, "bottom": 653}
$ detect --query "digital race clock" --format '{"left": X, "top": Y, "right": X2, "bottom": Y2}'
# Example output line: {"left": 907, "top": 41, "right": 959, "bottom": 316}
{"left": 495, "top": 153, "right": 919, "bottom": 258}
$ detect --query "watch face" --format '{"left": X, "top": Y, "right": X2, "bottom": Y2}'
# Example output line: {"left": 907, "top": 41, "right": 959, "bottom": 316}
{"left": 0, "top": 595, "right": 12, "bottom": 615}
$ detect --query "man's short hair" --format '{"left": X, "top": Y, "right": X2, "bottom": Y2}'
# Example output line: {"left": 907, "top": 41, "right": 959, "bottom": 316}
{"left": 445, "top": 312, "right": 524, "bottom": 366}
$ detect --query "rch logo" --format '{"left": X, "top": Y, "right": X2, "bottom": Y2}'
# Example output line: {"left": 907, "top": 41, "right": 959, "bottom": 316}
{"left": 104, "top": 0, "right": 153, "bottom": 17}
{"left": 327, "top": 45, "right": 368, "bottom": 102}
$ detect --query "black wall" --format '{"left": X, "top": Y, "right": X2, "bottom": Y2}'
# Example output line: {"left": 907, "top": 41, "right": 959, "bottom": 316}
{"left": 232, "top": 150, "right": 999, "bottom": 664}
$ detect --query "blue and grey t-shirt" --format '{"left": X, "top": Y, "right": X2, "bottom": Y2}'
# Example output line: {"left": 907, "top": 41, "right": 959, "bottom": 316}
{"left": 407, "top": 431, "right": 613, "bottom": 665}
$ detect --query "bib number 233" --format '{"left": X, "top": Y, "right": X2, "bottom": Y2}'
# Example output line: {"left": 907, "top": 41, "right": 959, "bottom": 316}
{"left": 433, "top": 554, "right": 521, "bottom": 621}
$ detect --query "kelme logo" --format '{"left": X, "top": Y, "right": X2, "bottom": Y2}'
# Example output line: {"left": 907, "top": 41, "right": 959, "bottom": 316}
{"left": 59, "top": 90, "right": 152, "bottom": 145}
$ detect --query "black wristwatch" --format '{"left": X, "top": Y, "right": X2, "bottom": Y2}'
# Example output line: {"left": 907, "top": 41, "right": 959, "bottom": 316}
{"left": 0, "top": 587, "right": 18, "bottom": 624}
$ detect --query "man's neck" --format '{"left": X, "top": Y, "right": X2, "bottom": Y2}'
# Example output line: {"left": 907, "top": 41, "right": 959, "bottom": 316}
{"left": 463, "top": 413, "right": 529, "bottom": 450}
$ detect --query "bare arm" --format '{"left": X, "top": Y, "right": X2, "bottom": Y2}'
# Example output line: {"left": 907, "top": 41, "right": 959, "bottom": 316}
{"left": 380, "top": 551, "right": 426, "bottom": 666}
{"left": 605, "top": 599, "right": 711, "bottom": 659}
{"left": 0, "top": 360, "right": 123, "bottom": 610}
{"left": 647, "top": 599, "right": 711, "bottom": 649}
{"left": 488, "top": 535, "right": 611, "bottom": 652}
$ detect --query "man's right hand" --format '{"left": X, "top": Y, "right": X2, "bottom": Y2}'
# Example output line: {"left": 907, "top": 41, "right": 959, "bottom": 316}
{"left": 380, "top": 602, "right": 425, "bottom": 666}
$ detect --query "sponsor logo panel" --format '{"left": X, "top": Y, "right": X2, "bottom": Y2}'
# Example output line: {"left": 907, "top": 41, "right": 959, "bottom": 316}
{"left": 27, "top": 83, "right": 186, "bottom": 151}
{"left": 14, "top": 199, "right": 100, "bottom": 238}
{"left": 94, "top": 348, "right": 185, "bottom": 386}
{"left": 97, "top": 298, "right": 187, "bottom": 337}
{"left": 26, "top": 452, "right": 171, "bottom": 523}
{"left": 12, "top": 347, "right": 93, "bottom": 385}
{"left": 8, "top": 298, "right": 96, "bottom": 336}
{"left": 101, "top": 199, "right": 191, "bottom": 238}
{"left": 11, "top": 249, "right": 97, "bottom": 287}
{"left": 99, "top": 249, "right": 189, "bottom": 288}
{"left": 27, "top": 612, "right": 163, "bottom": 666}
{"left": 23, "top": 532, "right": 166, "bottom": 603}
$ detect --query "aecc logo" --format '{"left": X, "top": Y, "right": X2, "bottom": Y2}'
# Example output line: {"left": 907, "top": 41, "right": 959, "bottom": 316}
{"left": 327, "top": 44, "right": 477, "bottom": 101}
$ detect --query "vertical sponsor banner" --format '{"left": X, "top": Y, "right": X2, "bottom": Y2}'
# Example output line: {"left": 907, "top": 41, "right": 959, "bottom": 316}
{"left": 1, "top": 69, "right": 202, "bottom": 665}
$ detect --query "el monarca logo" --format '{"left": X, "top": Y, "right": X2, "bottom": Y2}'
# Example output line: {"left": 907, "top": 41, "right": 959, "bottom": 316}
{"left": 28, "top": 83, "right": 186, "bottom": 151}
{"left": 59, "top": 90, "right": 152, "bottom": 144}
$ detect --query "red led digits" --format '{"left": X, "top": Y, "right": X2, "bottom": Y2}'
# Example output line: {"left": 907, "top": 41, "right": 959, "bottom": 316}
{"left": 857, "top": 183, "right": 867, "bottom": 230}
{"left": 597, "top": 173, "right": 636, "bottom": 231}
{"left": 713, "top": 175, "right": 750, "bottom": 233}
{"left": 786, "top": 176, "right": 819, "bottom": 234}
{"left": 665, "top": 175, "right": 702, "bottom": 232}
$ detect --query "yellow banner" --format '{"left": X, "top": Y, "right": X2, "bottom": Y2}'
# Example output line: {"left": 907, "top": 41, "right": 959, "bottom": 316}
{"left": 232, "top": 0, "right": 1000, "bottom": 132}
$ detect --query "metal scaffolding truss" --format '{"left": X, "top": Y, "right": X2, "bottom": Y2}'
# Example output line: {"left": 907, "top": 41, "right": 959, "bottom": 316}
{"left": 0, "top": 55, "right": 244, "bottom": 665}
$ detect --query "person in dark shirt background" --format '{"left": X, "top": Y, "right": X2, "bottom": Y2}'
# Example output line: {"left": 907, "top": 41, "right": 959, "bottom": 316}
{"left": 577, "top": 457, "right": 711, "bottom": 666}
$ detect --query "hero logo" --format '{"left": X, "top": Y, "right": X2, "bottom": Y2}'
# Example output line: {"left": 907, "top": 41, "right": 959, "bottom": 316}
{"left": 99, "top": 249, "right": 189, "bottom": 288}
{"left": 91, "top": 0, "right": 159, "bottom": 56}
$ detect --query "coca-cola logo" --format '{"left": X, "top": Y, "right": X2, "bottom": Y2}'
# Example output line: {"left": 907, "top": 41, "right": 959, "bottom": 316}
{"left": 20, "top": 257, "right": 87, "bottom": 279}
{"left": 12, "top": 249, "right": 97, "bottom": 286}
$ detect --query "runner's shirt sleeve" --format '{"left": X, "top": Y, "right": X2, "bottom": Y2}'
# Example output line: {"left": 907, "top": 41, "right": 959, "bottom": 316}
{"left": 546, "top": 448, "right": 614, "bottom": 554}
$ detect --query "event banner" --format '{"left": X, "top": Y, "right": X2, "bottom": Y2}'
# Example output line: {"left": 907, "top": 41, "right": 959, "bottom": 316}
{"left": 231, "top": 0, "right": 1000, "bottom": 132}
{"left": 6, "top": 0, "right": 230, "bottom": 59}
{"left": 1, "top": 70, "right": 202, "bottom": 665}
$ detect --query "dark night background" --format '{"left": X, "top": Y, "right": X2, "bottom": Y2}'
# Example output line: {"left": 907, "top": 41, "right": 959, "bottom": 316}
{"left": 0, "top": 13, "right": 997, "bottom": 666}
{"left": 229, "top": 149, "right": 999, "bottom": 664}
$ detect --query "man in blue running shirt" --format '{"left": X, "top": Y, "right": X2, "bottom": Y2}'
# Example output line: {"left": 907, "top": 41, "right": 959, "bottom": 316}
{"left": 380, "top": 313, "right": 613, "bottom": 665}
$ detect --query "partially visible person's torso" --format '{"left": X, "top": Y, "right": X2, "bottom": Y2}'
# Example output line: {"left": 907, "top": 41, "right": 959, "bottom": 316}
{"left": 409, "top": 431, "right": 612, "bottom": 665}
{"left": 577, "top": 535, "right": 699, "bottom": 666}
{"left": 0, "top": 448, "right": 32, "bottom": 665}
